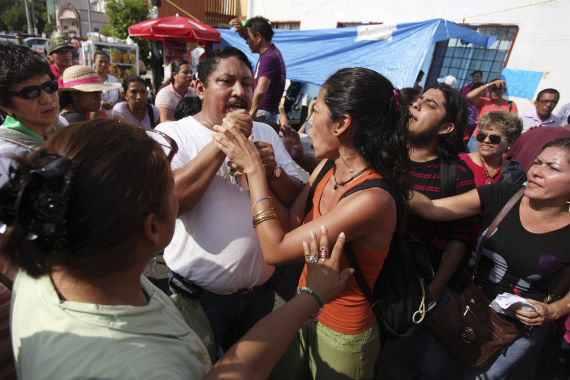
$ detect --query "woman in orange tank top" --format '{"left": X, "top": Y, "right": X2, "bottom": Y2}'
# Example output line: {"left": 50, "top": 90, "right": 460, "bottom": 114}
{"left": 214, "top": 68, "right": 411, "bottom": 379}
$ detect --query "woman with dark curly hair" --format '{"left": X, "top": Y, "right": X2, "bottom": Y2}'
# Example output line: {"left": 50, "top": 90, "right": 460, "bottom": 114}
{"left": 214, "top": 67, "right": 411, "bottom": 379}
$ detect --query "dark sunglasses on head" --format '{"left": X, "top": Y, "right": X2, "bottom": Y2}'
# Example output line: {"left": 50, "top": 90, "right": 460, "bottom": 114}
{"left": 146, "top": 129, "right": 179, "bottom": 163}
{"left": 9, "top": 80, "right": 59, "bottom": 100}
{"left": 476, "top": 132, "right": 502, "bottom": 144}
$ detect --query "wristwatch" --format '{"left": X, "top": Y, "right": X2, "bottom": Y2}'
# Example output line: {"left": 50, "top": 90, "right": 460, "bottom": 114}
{"left": 268, "top": 163, "right": 282, "bottom": 181}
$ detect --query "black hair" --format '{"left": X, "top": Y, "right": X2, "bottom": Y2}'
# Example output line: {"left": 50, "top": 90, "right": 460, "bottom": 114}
{"left": 471, "top": 82, "right": 485, "bottom": 91}
{"left": 322, "top": 67, "right": 411, "bottom": 226}
{"left": 399, "top": 87, "right": 420, "bottom": 107}
{"left": 197, "top": 46, "right": 252, "bottom": 88}
{"left": 427, "top": 83, "right": 469, "bottom": 159}
{"left": 471, "top": 70, "right": 483, "bottom": 77}
{"left": 245, "top": 16, "right": 274, "bottom": 42}
{"left": 174, "top": 97, "right": 202, "bottom": 120}
{"left": 0, "top": 44, "right": 54, "bottom": 109}
{"left": 163, "top": 59, "right": 190, "bottom": 87}
{"left": 536, "top": 88, "right": 560, "bottom": 102}
{"left": 93, "top": 51, "right": 110, "bottom": 62}
{"left": 122, "top": 75, "right": 147, "bottom": 94}
{"left": 0, "top": 119, "right": 171, "bottom": 278}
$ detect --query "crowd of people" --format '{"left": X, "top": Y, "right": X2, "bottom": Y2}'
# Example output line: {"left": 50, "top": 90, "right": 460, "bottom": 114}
{"left": 0, "top": 15, "right": 568, "bottom": 380}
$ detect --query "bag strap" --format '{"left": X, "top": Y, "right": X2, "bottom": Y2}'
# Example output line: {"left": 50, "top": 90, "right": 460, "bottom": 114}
{"left": 146, "top": 104, "right": 157, "bottom": 129}
{"left": 508, "top": 100, "right": 513, "bottom": 112}
{"left": 0, "top": 272, "right": 12, "bottom": 291}
{"left": 440, "top": 159, "right": 458, "bottom": 198}
{"left": 0, "top": 128, "right": 43, "bottom": 150}
{"left": 304, "top": 159, "right": 335, "bottom": 215}
{"left": 470, "top": 186, "right": 525, "bottom": 281}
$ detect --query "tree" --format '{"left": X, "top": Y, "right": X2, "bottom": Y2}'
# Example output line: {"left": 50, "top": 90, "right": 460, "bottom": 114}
{"left": 101, "top": 0, "right": 163, "bottom": 87}
{"left": 0, "top": 0, "right": 50, "bottom": 35}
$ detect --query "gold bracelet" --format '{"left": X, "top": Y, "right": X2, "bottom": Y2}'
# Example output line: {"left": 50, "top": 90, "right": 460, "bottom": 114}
{"left": 253, "top": 213, "right": 278, "bottom": 228}
{"left": 253, "top": 207, "right": 276, "bottom": 219}
{"left": 252, "top": 211, "right": 277, "bottom": 225}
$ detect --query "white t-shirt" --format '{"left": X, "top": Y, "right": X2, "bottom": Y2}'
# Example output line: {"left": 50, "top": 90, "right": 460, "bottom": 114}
{"left": 101, "top": 74, "right": 120, "bottom": 118}
{"left": 12, "top": 272, "right": 211, "bottom": 380}
{"left": 157, "top": 117, "right": 301, "bottom": 294}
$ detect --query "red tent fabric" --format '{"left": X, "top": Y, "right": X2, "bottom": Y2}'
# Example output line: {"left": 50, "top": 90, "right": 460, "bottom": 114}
{"left": 128, "top": 15, "right": 220, "bottom": 43}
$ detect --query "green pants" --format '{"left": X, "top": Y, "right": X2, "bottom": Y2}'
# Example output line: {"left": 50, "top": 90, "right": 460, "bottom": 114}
{"left": 270, "top": 319, "right": 380, "bottom": 380}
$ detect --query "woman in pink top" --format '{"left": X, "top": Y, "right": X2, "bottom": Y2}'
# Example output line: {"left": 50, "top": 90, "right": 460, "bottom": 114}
{"left": 459, "top": 111, "right": 525, "bottom": 187}
{"left": 155, "top": 59, "right": 196, "bottom": 123}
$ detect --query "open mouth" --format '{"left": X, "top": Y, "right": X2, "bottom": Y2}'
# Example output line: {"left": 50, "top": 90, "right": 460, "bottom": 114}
{"left": 225, "top": 99, "right": 248, "bottom": 112}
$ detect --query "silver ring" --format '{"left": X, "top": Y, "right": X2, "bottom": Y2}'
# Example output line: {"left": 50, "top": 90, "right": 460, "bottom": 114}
{"left": 309, "top": 255, "right": 319, "bottom": 264}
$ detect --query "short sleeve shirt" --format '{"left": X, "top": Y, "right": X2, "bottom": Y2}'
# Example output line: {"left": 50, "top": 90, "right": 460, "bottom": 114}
{"left": 471, "top": 97, "right": 518, "bottom": 137}
{"left": 113, "top": 102, "right": 160, "bottom": 129}
{"left": 254, "top": 44, "right": 286, "bottom": 114}
{"left": 155, "top": 83, "right": 196, "bottom": 110}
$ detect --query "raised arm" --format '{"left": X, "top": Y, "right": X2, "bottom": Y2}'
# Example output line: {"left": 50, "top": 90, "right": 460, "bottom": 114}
{"left": 467, "top": 79, "right": 505, "bottom": 106}
{"left": 213, "top": 123, "right": 395, "bottom": 264}
{"left": 408, "top": 188, "right": 482, "bottom": 221}
{"left": 204, "top": 229, "right": 353, "bottom": 380}
{"left": 229, "top": 18, "right": 249, "bottom": 40}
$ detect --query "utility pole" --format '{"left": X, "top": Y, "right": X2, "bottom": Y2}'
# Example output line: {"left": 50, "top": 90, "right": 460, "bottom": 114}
{"left": 23, "top": 0, "right": 33, "bottom": 34}
{"left": 86, "top": 0, "right": 92, "bottom": 35}
{"left": 30, "top": 0, "right": 38, "bottom": 35}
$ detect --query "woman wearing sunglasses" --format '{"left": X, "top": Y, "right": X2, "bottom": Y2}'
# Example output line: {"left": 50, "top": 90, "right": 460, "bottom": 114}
{"left": 0, "top": 45, "right": 69, "bottom": 186}
{"left": 1, "top": 119, "right": 351, "bottom": 379}
{"left": 459, "top": 111, "right": 526, "bottom": 187}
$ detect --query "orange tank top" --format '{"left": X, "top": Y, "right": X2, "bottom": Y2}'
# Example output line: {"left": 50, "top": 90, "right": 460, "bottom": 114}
{"left": 298, "top": 167, "right": 390, "bottom": 335}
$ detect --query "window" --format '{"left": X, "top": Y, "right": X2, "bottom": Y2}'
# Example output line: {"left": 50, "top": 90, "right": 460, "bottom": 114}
{"left": 271, "top": 21, "right": 300, "bottom": 30}
{"left": 337, "top": 21, "right": 382, "bottom": 28}
{"left": 425, "top": 24, "right": 519, "bottom": 89}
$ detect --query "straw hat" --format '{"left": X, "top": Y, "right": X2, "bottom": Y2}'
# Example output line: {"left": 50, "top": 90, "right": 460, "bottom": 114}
{"left": 60, "top": 65, "right": 122, "bottom": 92}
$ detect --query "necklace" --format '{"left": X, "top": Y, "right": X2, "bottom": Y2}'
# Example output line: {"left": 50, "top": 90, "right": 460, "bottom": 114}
{"left": 480, "top": 160, "right": 501, "bottom": 184}
{"left": 332, "top": 166, "right": 370, "bottom": 190}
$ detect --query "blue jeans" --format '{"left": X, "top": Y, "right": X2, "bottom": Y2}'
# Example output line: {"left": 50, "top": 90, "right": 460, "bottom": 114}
{"left": 256, "top": 109, "right": 279, "bottom": 129}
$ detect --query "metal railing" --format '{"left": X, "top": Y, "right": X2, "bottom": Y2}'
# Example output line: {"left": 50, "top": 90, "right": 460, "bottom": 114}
{"left": 205, "top": 0, "right": 235, "bottom": 24}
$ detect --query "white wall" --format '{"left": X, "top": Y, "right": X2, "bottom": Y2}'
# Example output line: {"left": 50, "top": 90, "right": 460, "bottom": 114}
{"left": 251, "top": 0, "right": 570, "bottom": 116}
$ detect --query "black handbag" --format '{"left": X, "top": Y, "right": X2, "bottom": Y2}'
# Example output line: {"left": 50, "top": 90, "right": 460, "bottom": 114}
{"left": 426, "top": 187, "right": 526, "bottom": 368}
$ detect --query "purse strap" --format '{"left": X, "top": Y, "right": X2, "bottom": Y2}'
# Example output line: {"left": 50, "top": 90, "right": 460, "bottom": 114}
{"left": 470, "top": 186, "right": 525, "bottom": 281}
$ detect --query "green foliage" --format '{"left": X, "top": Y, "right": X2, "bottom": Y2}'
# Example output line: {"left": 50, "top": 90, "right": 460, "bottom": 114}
{"left": 103, "top": 0, "right": 150, "bottom": 39}
{"left": 0, "top": 0, "right": 50, "bottom": 34}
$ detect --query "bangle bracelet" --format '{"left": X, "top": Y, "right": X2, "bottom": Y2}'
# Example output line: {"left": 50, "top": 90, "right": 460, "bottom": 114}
{"left": 297, "top": 286, "right": 324, "bottom": 311}
{"left": 252, "top": 212, "right": 278, "bottom": 228}
{"left": 253, "top": 207, "right": 276, "bottom": 219}
{"left": 252, "top": 195, "right": 272, "bottom": 212}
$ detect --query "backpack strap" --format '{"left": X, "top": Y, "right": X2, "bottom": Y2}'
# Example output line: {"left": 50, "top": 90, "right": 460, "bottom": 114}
{"left": 341, "top": 177, "right": 397, "bottom": 306}
{"left": 508, "top": 100, "right": 513, "bottom": 112}
{"left": 147, "top": 103, "right": 158, "bottom": 129}
{"left": 304, "top": 159, "right": 335, "bottom": 215}
{"left": 439, "top": 159, "right": 458, "bottom": 198}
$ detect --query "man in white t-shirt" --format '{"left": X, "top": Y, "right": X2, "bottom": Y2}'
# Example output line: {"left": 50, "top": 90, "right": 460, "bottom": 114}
{"left": 156, "top": 46, "right": 303, "bottom": 358}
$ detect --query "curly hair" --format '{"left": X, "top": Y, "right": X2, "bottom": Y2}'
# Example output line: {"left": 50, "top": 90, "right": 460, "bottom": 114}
{"left": 478, "top": 111, "right": 522, "bottom": 144}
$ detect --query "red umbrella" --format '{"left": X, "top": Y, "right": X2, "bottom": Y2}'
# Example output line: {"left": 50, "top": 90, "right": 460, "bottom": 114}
{"left": 128, "top": 15, "right": 220, "bottom": 43}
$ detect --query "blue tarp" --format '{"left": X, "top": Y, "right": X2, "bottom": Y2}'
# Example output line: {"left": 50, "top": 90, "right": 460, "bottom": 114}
{"left": 216, "top": 18, "right": 496, "bottom": 88}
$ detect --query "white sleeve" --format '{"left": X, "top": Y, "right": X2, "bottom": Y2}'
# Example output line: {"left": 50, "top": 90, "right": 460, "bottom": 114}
{"left": 253, "top": 122, "right": 302, "bottom": 180}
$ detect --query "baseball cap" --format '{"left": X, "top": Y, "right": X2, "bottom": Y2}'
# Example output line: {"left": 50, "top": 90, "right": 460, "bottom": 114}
{"left": 45, "top": 37, "right": 73, "bottom": 55}
{"left": 436, "top": 75, "right": 458, "bottom": 88}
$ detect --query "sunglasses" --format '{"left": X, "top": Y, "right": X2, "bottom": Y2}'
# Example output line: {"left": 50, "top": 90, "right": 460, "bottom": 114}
{"left": 9, "top": 80, "right": 59, "bottom": 100}
{"left": 476, "top": 132, "right": 503, "bottom": 144}
{"left": 146, "top": 129, "right": 178, "bottom": 163}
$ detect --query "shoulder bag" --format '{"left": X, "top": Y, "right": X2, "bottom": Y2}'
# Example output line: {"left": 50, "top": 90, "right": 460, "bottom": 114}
{"left": 426, "top": 186, "right": 526, "bottom": 368}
